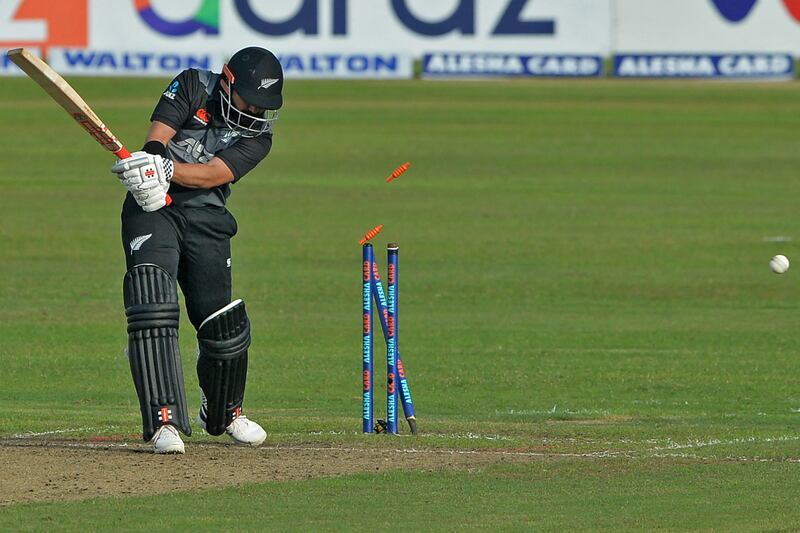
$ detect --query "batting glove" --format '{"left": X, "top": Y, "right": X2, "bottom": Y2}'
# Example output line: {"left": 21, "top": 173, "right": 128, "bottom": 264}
{"left": 112, "top": 152, "right": 174, "bottom": 212}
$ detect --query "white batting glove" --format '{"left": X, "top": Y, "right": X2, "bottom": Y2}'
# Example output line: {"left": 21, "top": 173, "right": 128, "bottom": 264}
{"left": 130, "top": 187, "right": 168, "bottom": 212}
{"left": 112, "top": 151, "right": 174, "bottom": 191}
{"left": 111, "top": 152, "right": 174, "bottom": 212}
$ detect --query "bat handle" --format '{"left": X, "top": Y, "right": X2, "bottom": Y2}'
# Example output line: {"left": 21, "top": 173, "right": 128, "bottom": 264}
{"left": 114, "top": 146, "right": 173, "bottom": 207}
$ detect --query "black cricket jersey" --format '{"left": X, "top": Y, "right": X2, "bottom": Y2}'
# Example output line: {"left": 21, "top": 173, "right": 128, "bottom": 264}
{"left": 150, "top": 69, "right": 273, "bottom": 207}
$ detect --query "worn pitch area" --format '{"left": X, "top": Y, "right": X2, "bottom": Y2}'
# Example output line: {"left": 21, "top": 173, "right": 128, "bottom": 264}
{"left": 0, "top": 437, "right": 538, "bottom": 506}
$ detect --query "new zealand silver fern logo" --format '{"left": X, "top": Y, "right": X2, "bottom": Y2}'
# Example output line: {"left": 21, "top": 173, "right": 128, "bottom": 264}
{"left": 259, "top": 78, "right": 279, "bottom": 90}
{"left": 129, "top": 234, "right": 153, "bottom": 254}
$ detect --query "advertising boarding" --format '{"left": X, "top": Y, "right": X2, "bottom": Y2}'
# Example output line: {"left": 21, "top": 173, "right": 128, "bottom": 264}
{"left": 0, "top": 0, "right": 609, "bottom": 78}
{"left": 0, "top": 0, "right": 799, "bottom": 79}
{"left": 613, "top": 0, "right": 798, "bottom": 78}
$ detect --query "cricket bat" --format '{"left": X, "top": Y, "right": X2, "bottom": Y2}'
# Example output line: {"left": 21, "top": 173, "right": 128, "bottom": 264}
{"left": 7, "top": 48, "right": 171, "bottom": 205}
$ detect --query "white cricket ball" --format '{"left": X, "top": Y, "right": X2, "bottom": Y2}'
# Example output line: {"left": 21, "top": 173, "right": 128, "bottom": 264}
{"left": 769, "top": 254, "right": 790, "bottom": 274}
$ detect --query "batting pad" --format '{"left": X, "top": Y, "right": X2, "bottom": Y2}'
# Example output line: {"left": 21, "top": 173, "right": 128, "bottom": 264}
{"left": 196, "top": 299, "right": 251, "bottom": 436}
{"left": 124, "top": 264, "right": 192, "bottom": 441}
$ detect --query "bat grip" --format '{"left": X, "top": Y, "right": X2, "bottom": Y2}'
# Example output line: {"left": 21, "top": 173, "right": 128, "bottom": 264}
{"left": 114, "top": 146, "right": 173, "bottom": 207}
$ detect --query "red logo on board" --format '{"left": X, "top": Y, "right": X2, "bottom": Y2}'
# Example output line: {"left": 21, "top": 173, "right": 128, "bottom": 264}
{"left": 0, "top": 0, "right": 88, "bottom": 52}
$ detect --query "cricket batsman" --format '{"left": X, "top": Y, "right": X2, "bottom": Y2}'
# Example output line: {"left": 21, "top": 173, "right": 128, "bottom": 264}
{"left": 111, "top": 47, "right": 283, "bottom": 454}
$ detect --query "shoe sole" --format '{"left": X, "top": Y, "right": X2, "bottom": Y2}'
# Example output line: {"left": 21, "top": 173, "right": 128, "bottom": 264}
{"left": 229, "top": 433, "right": 266, "bottom": 447}
{"left": 154, "top": 446, "right": 185, "bottom": 454}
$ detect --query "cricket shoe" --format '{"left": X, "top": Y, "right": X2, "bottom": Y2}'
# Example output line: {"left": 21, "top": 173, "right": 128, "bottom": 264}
{"left": 197, "top": 407, "right": 267, "bottom": 446}
{"left": 151, "top": 424, "right": 185, "bottom": 454}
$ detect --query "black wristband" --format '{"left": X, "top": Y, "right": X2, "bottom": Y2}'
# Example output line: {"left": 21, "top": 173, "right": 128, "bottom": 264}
{"left": 142, "top": 140, "right": 167, "bottom": 157}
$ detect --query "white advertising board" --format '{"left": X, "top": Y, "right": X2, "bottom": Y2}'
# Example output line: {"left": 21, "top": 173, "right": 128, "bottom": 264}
{"left": 614, "top": 0, "right": 800, "bottom": 55}
{"left": 3, "top": 0, "right": 800, "bottom": 79}
{"left": 46, "top": 47, "right": 413, "bottom": 78}
{"left": 88, "top": 0, "right": 612, "bottom": 55}
{"left": 44, "top": 0, "right": 607, "bottom": 78}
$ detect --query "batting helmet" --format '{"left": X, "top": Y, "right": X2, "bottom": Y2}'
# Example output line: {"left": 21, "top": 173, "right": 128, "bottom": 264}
{"left": 220, "top": 47, "right": 283, "bottom": 137}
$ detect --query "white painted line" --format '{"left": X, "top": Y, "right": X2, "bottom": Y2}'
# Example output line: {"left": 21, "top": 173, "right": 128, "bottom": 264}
{"left": 304, "top": 430, "right": 512, "bottom": 441}
{"left": 652, "top": 435, "right": 800, "bottom": 451}
{"left": 3, "top": 430, "right": 800, "bottom": 464}
{"left": 8, "top": 427, "right": 110, "bottom": 438}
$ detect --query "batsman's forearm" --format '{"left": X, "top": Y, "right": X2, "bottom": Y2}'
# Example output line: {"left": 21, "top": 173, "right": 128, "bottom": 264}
{"left": 171, "top": 159, "right": 234, "bottom": 189}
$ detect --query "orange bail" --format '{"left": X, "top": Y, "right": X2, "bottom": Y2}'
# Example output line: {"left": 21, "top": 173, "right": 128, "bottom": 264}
{"left": 359, "top": 224, "right": 384, "bottom": 245}
{"left": 386, "top": 162, "right": 410, "bottom": 183}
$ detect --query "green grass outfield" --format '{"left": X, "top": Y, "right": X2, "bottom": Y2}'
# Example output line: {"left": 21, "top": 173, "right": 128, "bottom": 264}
{"left": 1, "top": 76, "right": 800, "bottom": 530}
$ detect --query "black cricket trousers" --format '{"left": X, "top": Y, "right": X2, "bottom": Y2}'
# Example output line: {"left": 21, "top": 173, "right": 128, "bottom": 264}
{"left": 120, "top": 193, "right": 238, "bottom": 330}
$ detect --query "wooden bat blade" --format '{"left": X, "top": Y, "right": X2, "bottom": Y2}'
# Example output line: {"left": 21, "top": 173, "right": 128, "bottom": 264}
{"left": 9, "top": 48, "right": 172, "bottom": 206}
{"left": 8, "top": 48, "right": 129, "bottom": 158}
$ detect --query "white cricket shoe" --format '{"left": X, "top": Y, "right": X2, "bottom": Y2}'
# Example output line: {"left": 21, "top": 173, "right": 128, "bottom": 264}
{"left": 226, "top": 416, "right": 267, "bottom": 446}
{"left": 197, "top": 411, "right": 267, "bottom": 446}
{"left": 151, "top": 424, "right": 185, "bottom": 454}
